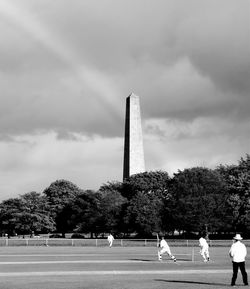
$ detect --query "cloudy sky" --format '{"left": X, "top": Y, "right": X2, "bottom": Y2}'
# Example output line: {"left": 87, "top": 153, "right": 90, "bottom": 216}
{"left": 0, "top": 0, "right": 249, "bottom": 200}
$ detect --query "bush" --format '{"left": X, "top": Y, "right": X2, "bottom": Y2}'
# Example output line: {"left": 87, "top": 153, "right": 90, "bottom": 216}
{"left": 49, "top": 234, "right": 64, "bottom": 238}
{"left": 71, "top": 233, "right": 85, "bottom": 239}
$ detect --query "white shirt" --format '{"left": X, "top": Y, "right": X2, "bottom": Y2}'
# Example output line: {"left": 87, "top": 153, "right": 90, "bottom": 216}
{"left": 199, "top": 237, "right": 209, "bottom": 249}
{"left": 160, "top": 239, "right": 169, "bottom": 249}
{"left": 107, "top": 235, "right": 114, "bottom": 242}
{"left": 229, "top": 241, "right": 247, "bottom": 262}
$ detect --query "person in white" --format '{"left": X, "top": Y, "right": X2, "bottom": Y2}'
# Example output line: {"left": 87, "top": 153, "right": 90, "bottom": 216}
{"left": 199, "top": 233, "right": 210, "bottom": 262}
{"left": 158, "top": 236, "right": 176, "bottom": 262}
{"left": 229, "top": 233, "right": 248, "bottom": 286}
{"left": 107, "top": 233, "right": 114, "bottom": 247}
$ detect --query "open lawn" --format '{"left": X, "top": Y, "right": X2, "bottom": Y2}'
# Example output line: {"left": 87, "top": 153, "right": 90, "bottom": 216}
{"left": 0, "top": 246, "right": 247, "bottom": 289}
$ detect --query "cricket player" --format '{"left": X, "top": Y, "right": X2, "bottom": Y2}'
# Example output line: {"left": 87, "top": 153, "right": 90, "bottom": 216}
{"left": 158, "top": 236, "right": 176, "bottom": 262}
{"left": 229, "top": 233, "right": 248, "bottom": 286}
{"left": 199, "top": 233, "right": 210, "bottom": 262}
{"left": 107, "top": 233, "right": 114, "bottom": 247}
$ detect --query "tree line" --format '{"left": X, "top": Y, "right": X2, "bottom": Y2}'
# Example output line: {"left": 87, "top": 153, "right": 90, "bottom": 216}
{"left": 0, "top": 154, "right": 250, "bottom": 239}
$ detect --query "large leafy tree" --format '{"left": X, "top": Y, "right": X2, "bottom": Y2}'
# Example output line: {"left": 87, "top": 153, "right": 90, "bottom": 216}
{"left": 0, "top": 192, "right": 55, "bottom": 235}
{"left": 122, "top": 171, "right": 171, "bottom": 200}
{"left": 58, "top": 190, "right": 103, "bottom": 238}
{"left": 217, "top": 154, "right": 250, "bottom": 233}
{"left": 167, "top": 167, "right": 228, "bottom": 235}
{"left": 42, "top": 179, "right": 83, "bottom": 235}
{"left": 120, "top": 171, "right": 170, "bottom": 236}
{"left": 99, "top": 181, "right": 123, "bottom": 195}
{"left": 18, "top": 192, "right": 55, "bottom": 234}
{"left": 43, "top": 179, "right": 83, "bottom": 213}
{"left": 124, "top": 191, "right": 163, "bottom": 237}
{"left": 98, "top": 183, "right": 127, "bottom": 235}
{"left": 0, "top": 197, "right": 23, "bottom": 236}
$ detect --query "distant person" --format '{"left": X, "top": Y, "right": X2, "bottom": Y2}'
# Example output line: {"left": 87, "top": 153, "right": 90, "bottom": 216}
{"left": 229, "top": 234, "right": 248, "bottom": 287}
{"left": 158, "top": 236, "right": 176, "bottom": 262}
{"left": 199, "top": 233, "right": 210, "bottom": 262}
{"left": 107, "top": 233, "right": 114, "bottom": 247}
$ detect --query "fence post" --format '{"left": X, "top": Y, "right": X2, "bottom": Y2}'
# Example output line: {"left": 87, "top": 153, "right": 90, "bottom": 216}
{"left": 121, "top": 239, "right": 123, "bottom": 247}
{"left": 192, "top": 247, "right": 195, "bottom": 262}
{"left": 187, "top": 240, "right": 189, "bottom": 247}
{"left": 145, "top": 239, "right": 147, "bottom": 246}
{"left": 96, "top": 239, "right": 98, "bottom": 247}
{"left": 5, "top": 238, "right": 8, "bottom": 246}
{"left": 72, "top": 239, "right": 74, "bottom": 246}
{"left": 26, "top": 239, "right": 28, "bottom": 246}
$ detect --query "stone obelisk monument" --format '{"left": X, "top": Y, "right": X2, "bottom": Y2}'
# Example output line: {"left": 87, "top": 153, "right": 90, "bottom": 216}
{"left": 123, "top": 93, "right": 145, "bottom": 180}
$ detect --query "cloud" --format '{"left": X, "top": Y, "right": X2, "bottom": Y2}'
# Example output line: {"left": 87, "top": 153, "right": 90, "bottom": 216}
{"left": 0, "top": 0, "right": 249, "bottom": 199}
{"left": 0, "top": 0, "right": 123, "bottom": 138}
{"left": 0, "top": 132, "right": 123, "bottom": 200}
{"left": 144, "top": 116, "right": 250, "bottom": 174}
{"left": 0, "top": 0, "right": 249, "bottom": 132}
{"left": 175, "top": 0, "right": 250, "bottom": 95}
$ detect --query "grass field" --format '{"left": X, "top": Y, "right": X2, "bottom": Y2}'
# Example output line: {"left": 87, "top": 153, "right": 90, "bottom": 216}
{"left": 0, "top": 245, "right": 248, "bottom": 289}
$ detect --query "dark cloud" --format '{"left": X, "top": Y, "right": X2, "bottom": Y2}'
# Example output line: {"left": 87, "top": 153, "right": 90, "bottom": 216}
{"left": 0, "top": 0, "right": 249, "bottom": 199}
{"left": 0, "top": 0, "right": 249, "bottom": 138}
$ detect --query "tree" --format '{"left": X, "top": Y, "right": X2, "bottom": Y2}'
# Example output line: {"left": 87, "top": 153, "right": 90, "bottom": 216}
{"left": 0, "top": 197, "right": 23, "bottom": 236}
{"left": 43, "top": 179, "right": 83, "bottom": 213}
{"left": 42, "top": 179, "right": 83, "bottom": 235}
{"left": 58, "top": 190, "right": 103, "bottom": 238}
{"left": 217, "top": 154, "right": 250, "bottom": 234}
{"left": 0, "top": 192, "right": 55, "bottom": 236}
{"left": 115, "top": 171, "right": 171, "bottom": 236}
{"left": 122, "top": 171, "right": 171, "bottom": 200}
{"left": 98, "top": 187, "right": 127, "bottom": 236}
{"left": 18, "top": 192, "right": 55, "bottom": 234}
{"left": 167, "top": 167, "right": 228, "bottom": 235}
{"left": 99, "top": 181, "right": 123, "bottom": 195}
{"left": 124, "top": 192, "right": 164, "bottom": 237}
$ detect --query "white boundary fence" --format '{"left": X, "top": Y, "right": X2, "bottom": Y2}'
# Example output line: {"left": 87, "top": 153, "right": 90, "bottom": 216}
{"left": 0, "top": 238, "right": 250, "bottom": 247}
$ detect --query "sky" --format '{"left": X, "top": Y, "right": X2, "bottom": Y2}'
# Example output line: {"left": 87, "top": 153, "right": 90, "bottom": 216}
{"left": 0, "top": 0, "right": 249, "bottom": 200}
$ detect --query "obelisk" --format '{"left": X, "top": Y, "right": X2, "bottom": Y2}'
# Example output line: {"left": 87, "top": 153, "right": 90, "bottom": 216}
{"left": 123, "top": 93, "right": 145, "bottom": 180}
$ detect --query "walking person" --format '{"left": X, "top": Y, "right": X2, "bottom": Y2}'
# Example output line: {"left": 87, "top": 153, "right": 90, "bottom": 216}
{"left": 199, "top": 232, "right": 210, "bottom": 262}
{"left": 158, "top": 236, "right": 176, "bottom": 262}
{"left": 107, "top": 233, "right": 114, "bottom": 247}
{"left": 229, "top": 233, "right": 248, "bottom": 287}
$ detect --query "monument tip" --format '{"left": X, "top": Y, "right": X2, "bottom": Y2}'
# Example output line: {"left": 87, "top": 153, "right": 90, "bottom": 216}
{"left": 128, "top": 92, "right": 139, "bottom": 98}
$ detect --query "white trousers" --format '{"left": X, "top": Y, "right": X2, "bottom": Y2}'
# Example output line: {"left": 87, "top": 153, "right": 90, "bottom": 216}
{"left": 200, "top": 246, "right": 209, "bottom": 260}
{"left": 158, "top": 246, "right": 175, "bottom": 260}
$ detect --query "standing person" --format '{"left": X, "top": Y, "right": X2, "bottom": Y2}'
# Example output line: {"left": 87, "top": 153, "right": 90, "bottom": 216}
{"left": 229, "top": 234, "right": 248, "bottom": 287}
{"left": 158, "top": 236, "right": 176, "bottom": 262}
{"left": 199, "top": 233, "right": 210, "bottom": 262}
{"left": 107, "top": 233, "right": 114, "bottom": 247}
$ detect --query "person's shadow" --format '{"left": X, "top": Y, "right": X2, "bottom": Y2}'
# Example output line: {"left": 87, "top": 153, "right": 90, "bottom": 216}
{"left": 155, "top": 279, "right": 229, "bottom": 287}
